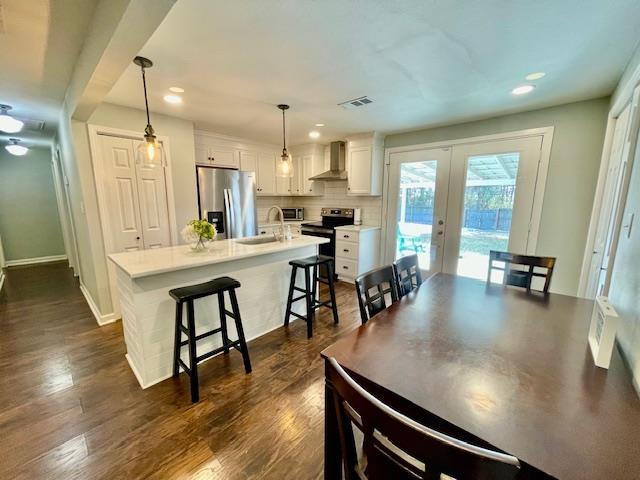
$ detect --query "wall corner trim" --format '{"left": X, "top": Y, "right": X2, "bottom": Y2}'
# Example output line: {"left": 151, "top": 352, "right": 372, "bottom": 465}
{"left": 79, "top": 283, "right": 120, "bottom": 326}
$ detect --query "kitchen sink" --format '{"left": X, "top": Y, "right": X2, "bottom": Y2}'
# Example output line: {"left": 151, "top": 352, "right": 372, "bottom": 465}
{"left": 235, "top": 236, "right": 281, "bottom": 245}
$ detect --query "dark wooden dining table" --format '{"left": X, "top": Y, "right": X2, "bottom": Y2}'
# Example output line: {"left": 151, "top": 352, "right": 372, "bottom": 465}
{"left": 321, "top": 274, "right": 640, "bottom": 479}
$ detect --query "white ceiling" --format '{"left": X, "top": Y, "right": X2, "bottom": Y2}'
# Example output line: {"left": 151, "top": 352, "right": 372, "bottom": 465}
{"left": 0, "top": 0, "right": 98, "bottom": 146}
{"left": 106, "top": 0, "right": 640, "bottom": 145}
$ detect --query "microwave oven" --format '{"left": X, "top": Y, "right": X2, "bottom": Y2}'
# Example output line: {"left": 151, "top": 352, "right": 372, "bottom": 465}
{"left": 281, "top": 207, "right": 304, "bottom": 221}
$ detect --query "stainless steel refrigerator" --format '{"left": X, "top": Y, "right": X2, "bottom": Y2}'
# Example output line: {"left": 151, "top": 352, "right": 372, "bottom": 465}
{"left": 196, "top": 166, "right": 258, "bottom": 240}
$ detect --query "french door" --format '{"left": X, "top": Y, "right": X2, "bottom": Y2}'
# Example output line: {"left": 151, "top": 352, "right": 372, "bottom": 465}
{"left": 385, "top": 135, "right": 545, "bottom": 281}
{"left": 385, "top": 148, "right": 451, "bottom": 276}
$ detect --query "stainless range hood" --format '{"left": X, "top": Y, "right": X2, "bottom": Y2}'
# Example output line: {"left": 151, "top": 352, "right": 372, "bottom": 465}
{"left": 309, "top": 141, "right": 347, "bottom": 181}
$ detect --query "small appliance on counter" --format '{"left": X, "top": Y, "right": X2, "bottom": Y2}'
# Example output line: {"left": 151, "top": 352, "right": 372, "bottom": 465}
{"left": 281, "top": 207, "right": 304, "bottom": 221}
{"left": 353, "top": 208, "right": 362, "bottom": 226}
{"left": 301, "top": 208, "right": 354, "bottom": 258}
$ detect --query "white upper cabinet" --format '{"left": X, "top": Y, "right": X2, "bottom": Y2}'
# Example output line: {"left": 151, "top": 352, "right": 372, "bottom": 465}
{"left": 291, "top": 156, "right": 302, "bottom": 195}
{"left": 194, "top": 135, "right": 239, "bottom": 168}
{"left": 290, "top": 144, "right": 325, "bottom": 196}
{"left": 346, "top": 133, "right": 385, "bottom": 196}
{"left": 239, "top": 150, "right": 257, "bottom": 173}
{"left": 257, "top": 151, "right": 277, "bottom": 195}
{"left": 209, "top": 146, "right": 238, "bottom": 168}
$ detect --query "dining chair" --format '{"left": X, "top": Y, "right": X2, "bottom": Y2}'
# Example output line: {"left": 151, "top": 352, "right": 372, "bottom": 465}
{"left": 487, "top": 250, "right": 556, "bottom": 293}
{"left": 355, "top": 265, "right": 399, "bottom": 324}
{"left": 326, "top": 357, "right": 521, "bottom": 480}
{"left": 393, "top": 254, "right": 422, "bottom": 297}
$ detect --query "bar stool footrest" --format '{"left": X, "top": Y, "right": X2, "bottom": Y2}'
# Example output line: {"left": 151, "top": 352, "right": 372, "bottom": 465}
{"left": 196, "top": 340, "right": 242, "bottom": 363}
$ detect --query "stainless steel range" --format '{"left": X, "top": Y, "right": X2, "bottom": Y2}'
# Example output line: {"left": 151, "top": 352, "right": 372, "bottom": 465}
{"left": 301, "top": 208, "right": 354, "bottom": 258}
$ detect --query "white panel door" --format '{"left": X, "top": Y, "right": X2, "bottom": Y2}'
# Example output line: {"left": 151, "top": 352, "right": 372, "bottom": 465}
{"left": 583, "top": 102, "right": 633, "bottom": 297}
{"left": 100, "top": 136, "right": 144, "bottom": 252}
{"left": 134, "top": 142, "right": 172, "bottom": 249}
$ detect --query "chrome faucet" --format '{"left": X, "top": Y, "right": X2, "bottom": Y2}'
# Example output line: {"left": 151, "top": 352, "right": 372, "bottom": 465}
{"left": 267, "top": 205, "right": 285, "bottom": 241}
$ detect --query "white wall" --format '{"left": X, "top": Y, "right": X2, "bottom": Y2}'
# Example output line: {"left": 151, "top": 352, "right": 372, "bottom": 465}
{"left": 384, "top": 97, "right": 610, "bottom": 295}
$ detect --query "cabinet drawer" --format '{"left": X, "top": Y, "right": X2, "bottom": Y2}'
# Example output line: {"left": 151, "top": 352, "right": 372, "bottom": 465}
{"left": 335, "top": 258, "right": 358, "bottom": 277}
{"left": 336, "top": 230, "right": 359, "bottom": 242}
{"left": 336, "top": 240, "right": 358, "bottom": 260}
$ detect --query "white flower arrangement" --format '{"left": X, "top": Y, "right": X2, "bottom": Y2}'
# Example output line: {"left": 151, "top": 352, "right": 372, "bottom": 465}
{"left": 182, "top": 219, "right": 217, "bottom": 251}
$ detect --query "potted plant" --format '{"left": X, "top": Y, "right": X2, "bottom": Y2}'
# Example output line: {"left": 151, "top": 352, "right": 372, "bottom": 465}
{"left": 181, "top": 219, "right": 217, "bottom": 251}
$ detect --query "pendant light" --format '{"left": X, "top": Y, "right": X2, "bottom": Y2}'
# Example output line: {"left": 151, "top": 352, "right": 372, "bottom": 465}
{"left": 5, "top": 138, "right": 28, "bottom": 156}
{"left": 133, "top": 56, "right": 166, "bottom": 168}
{"left": 0, "top": 105, "right": 24, "bottom": 133}
{"left": 276, "top": 104, "right": 293, "bottom": 178}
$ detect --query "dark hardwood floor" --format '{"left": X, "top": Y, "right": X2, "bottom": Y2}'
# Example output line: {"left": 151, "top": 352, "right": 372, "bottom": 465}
{"left": 0, "top": 261, "right": 362, "bottom": 479}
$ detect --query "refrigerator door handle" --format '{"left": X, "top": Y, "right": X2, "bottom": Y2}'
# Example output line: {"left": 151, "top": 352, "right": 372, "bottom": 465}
{"left": 224, "top": 188, "right": 234, "bottom": 238}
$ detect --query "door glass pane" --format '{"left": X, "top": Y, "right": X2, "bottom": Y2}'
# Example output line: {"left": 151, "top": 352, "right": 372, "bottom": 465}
{"left": 457, "top": 153, "right": 520, "bottom": 279}
{"left": 395, "top": 160, "right": 436, "bottom": 270}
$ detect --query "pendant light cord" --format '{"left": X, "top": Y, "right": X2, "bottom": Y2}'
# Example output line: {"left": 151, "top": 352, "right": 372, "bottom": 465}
{"left": 140, "top": 65, "right": 151, "bottom": 127}
{"left": 282, "top": 108, "right": 287, "bottom": 151}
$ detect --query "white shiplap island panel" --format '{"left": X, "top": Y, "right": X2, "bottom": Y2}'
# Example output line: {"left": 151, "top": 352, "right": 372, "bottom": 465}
{"left": 109, "top": 236, "right": 328, "bottom": 388}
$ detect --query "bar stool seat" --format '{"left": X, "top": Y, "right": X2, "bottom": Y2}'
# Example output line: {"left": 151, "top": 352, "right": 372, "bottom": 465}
{"left": 284, "top": 255, "right": 339, "bottom": 338}
{"left": 170, "top": 276, "right": 251, "bottom": 403}
{"left": 169, "top": 276, "right": 240, "bottom": 302}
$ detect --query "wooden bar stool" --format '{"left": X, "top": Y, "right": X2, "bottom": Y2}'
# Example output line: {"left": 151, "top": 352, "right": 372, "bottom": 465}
{"left": 284, "top": 255, "right": 339, "bottom": 338}
{"left": 169, "top": 276, "right": 251, "bottom": 403}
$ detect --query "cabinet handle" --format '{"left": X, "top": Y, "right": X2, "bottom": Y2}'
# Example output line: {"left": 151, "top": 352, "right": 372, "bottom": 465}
{"left": 342, "top": 266, "right": 348, "bottom": 270}
{"left": 343, "top": 249, "right": 349, "bottom": 252}
{"left": 136, "top": 236, "right": 141, "bottom": 240}
{"left": 344, "top": 234, "right": 350, "bottom": 239}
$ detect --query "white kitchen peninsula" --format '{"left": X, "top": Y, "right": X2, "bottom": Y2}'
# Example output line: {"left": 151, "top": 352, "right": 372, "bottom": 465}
{"left": 109, "top": 235, "right": 328, "bottom": 388}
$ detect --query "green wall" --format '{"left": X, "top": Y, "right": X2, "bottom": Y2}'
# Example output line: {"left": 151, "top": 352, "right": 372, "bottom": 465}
{"left": 0, "top": 147, "right": 65, "bottom": 261}
{"left": 385, "top": 97, "right": 610, "bottom": 295}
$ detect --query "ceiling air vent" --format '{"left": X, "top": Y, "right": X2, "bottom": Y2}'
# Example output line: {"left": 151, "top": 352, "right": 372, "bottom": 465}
{"left": 19, "top": 118, "right": 46, "bottom": 132}
{"left": 339, "top": 96, "right": 374, "bottom": 110}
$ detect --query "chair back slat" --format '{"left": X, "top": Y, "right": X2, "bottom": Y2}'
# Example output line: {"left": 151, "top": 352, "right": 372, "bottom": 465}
{"left": 393, "top": 254, "right": 422, "bottom": 297}
{"left": 487, "top": 250, "right": 556, "bottom": 293}
{"left": 355, "top": 266, "right": 399, "bottom": 324}
{"left": 327, "top": 358, "right": 521, "bottom": 480}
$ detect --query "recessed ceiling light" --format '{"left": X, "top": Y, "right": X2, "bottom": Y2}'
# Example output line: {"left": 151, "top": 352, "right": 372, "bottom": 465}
{"left": 163, "top": 94, "right": 183, "bottom": 104}
{"left": 315, "top": 123, "right": 325, "bottom": 127}
{"left": 512, "top": 85, "right": 535, "bottom": 96}
{"left": 5, "top": 138, "right": 28, "bottom": 156}
{"left": 169, "top": 86, "right": 184, "bottom": 93}
{"left": 525, "top": 72, "right": 546, "bottom": 81}
{"left": 308, "top": 130, "right": 321, "bottom": 139}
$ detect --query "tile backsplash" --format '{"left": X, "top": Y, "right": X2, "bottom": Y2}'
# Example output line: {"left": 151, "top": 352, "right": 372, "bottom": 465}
{"left": 257, "top": 181, "right": 382, "bottom": 226}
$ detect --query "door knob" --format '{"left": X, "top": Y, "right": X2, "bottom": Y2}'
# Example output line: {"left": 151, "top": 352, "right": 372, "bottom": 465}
{"left": 136, "top": 236, "right": 141, "bottom": 240}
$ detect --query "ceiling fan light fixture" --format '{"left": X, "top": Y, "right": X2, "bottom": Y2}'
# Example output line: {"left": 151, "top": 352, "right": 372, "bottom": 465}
{"left": 0, "top": 105, "right": 24, "bottom": 133}
{"left": 276, "top": 104, "right": 293, "bottom": 178}
{"left": 133, "top": 56, "right": 166, "bottom": 168}
{"left": 5, "top": 138, "right": 28, "bottom": 156}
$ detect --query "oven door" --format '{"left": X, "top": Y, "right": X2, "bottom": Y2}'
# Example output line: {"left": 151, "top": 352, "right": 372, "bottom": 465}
{"left": 301, "top": 228, "right": 334, "bottom": 258}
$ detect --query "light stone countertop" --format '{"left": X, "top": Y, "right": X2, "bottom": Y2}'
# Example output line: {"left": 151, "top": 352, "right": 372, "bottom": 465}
{"left": 334, "top": 225, "right": 381, "bottom": 232}
{"left": 109, "top": 235, "right": 328, "bottom": 279}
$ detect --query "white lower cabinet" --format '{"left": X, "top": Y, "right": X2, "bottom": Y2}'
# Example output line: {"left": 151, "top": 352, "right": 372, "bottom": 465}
{"left": 334, "top": 226, "right": 381, "bottom": 282}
